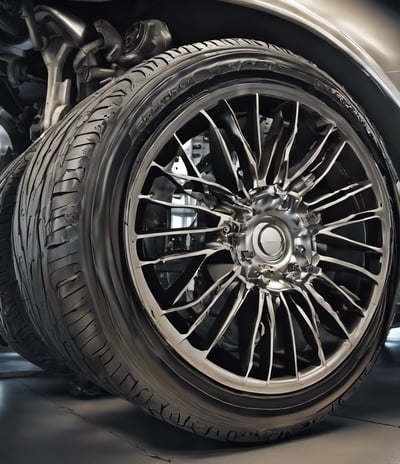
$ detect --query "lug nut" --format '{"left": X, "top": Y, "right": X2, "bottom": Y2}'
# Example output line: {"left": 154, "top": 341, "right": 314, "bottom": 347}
{"left": 304, "top": 265, "right": 321, "bottom": 275}
{"left": 304, "top": 212, "right": 321, "bottom": 227}
{"left": 241, "top": 250, "right": 254, "bottom": 261}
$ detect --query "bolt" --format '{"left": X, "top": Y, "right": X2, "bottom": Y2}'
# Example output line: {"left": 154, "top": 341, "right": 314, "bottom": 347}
{"left": 304, "top": 265, "right": 321, "bottom": 275}
{"left": 288, "top": 263, "right": 300, "bottom": 272}
{"left": 295, "top": 245, "right": 306, "bottom": 254}
{"left": 308, "top": 226, "right": 319, "bottom": 235}
{"left": 260, "top": 267, "right": 274, "bottom": 278}
{"left": 290, "top": 271, "right": 302, "bottom": 280}
{"left": 304, "top": 212, "right": 322, "bottom": 227}
{"left": 241, "top": 250, "right": 254, "bottom": 261}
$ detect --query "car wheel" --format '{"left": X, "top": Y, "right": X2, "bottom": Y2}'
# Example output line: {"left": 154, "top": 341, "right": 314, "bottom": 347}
{"left": 14, "top": 39, "right": 400, "bottom": 442}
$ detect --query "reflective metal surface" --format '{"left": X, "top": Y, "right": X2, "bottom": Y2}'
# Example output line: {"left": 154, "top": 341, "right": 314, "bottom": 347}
{"left": 125, "top": 82, "right": 391, "bottom": 394}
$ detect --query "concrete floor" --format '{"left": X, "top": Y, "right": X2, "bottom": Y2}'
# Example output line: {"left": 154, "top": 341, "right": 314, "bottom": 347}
{"left": 1, "top": 330, "right": 400, "bottom": 464}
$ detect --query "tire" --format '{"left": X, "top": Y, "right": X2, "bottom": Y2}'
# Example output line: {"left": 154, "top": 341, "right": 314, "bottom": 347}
{"left": 0, "top": 152, "right": 70, "bottom": 374}
{"left": 13, "top": 39, "right": 400, "bottom": 442}
{"left": 12, "top": 77, "right": 135, "bottom": 392}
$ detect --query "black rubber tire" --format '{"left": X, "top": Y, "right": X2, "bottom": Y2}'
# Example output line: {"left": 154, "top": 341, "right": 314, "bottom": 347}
{"left": 12, "top": 77, "right": 135, "bottom": 392}
{"left": 0, "top": 152, "right": 70, "bottom": 374}
{"left": 13, "top": 39, "right": 400, "bottom": 442}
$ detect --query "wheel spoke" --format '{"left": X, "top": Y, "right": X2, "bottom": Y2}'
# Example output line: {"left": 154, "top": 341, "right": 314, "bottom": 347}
{"left": 305, "top": 181, "right": 373, "bottom": 213}
{"left": 216, "top": 99, "right": 259, "bottom": 188}
{"left": 317, "top": 230, "right": 383, "bottom": 254}
{"left": 135, "top": 226, "right": 224, "bottom": 240}
{"left": 292, "top": 289, "right": 326, "bottom": 365}
{"left": 276, "top": 101, "right": 300, "bottom": 189}
{"left": 297, "top": 139, "right": 348, "bottom": 197}
{"left": 201, "top": 110, "right": 241, "bottom": 193}
{"left": 160, "top": 252, "right": 229, "bottom": 307}
{"left": 151, "top": 161, "right": 236, "bottom": 201}
{"left": 172, "top": 134, "right": 203, "bottom": 179}
{"left": 312, "top": 272, "right": 365, "bottom": 316}
{"left": 240, "top": 290, "right": 265, "bottom": 379}
{"left": 139, "top": 194, "right": 237, "bottom": 225}
{"left": 139, "top": 246, "right": 230, "bottom": 266}
{"left": 258, "top": 108, "right": 285, "bottom": 183}
{"left": 287, "top": 125, "right": 336, "bottom": 188}
{"left": 177, "top": 268, "right": 241, "bottom": 339}
{"left": 243, "top": 93, "right": 262, "bottom": 169}
{"left": 265, "top": 292, "right": 276, "bottom": 383}
{"left": 264, "top": 102, "right": 300, "bottom": 187}
{"left": 305, "top": 282, "right": 351, "bottom": 341}
{"left": 318, "top": 255, "right": 380, "bottom": 284}
{"left": 317, "top": 208, "right": 383, "bottom": 233}
{"left": 205, "top": 283, "right": 249, "bottom": 355}
{"left": 163, "top": 266, "right": 239, "bottom": 314}
{"left": 280, "top": 293, "right": 299, "bottom": 378}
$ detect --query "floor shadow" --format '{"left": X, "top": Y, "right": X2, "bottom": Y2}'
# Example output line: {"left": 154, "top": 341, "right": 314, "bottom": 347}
{"left": 2, "top": 330, "right": 400, "bottom": 455}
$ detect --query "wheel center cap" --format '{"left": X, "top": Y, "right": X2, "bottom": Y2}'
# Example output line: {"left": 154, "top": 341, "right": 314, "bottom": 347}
{"left": 259, "top": 225, "right": 285, "bottom": 258}
{"left": 250, "top": 220, "right": 290, "bottom": 265}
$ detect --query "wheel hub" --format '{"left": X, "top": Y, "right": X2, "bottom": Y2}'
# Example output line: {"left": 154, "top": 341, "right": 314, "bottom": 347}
{"left": 231, "top": 189, "right": 318, "bottom": 290}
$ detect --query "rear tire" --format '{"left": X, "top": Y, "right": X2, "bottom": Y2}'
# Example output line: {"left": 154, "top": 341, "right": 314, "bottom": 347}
{"left": 0, "top": 153, "right": 70, "bottom": 374}
{"left": 12, "top": 77, "right": 135, "bottom": 392}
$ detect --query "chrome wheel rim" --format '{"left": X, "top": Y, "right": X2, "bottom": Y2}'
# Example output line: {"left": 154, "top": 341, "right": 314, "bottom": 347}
{"left": 124, "top": 82, "right": 391, "bottom": 394}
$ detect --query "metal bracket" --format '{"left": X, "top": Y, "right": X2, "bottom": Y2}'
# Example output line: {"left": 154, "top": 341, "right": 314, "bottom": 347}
{"left": 21, "top": 1, "right": 88, "bottom": 133}
{"left": 40, "top": 38, "right": 72, "bottom": 131}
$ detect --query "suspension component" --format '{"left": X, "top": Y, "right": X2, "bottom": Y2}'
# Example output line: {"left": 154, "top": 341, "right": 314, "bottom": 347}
{"left": 18, "top": 1, "right": 173, "bottom": 136}
{"left": 21, "top": 1, "right": 89, "bottom": 134}
{"left": 114, "top": 20, "right": 172, "bottom": 67}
